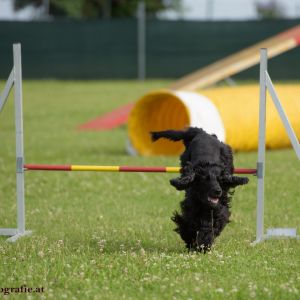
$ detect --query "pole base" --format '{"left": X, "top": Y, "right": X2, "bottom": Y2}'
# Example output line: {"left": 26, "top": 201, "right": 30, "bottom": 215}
{"left": 266, "top": 228, "right": 299, "bottom": 239}
{"left": 0, "top": 228, "right": 32, "bottom": 242}
{"left": 252, "top": 228, "right": 299, "bottom": 245}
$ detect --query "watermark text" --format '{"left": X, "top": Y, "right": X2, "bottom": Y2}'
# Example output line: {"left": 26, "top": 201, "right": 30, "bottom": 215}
{"left": 1, "top": 285, "right": 44, "bottom": 296}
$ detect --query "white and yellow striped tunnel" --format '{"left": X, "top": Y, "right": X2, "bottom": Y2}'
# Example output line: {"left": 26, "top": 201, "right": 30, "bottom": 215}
{"left": 127, "top": 84, "right": 300, "bottom": 156}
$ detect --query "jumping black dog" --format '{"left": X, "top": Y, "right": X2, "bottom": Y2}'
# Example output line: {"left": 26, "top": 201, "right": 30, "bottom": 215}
{"left": 151, "top": 127, "right": 249, "bottom": 252}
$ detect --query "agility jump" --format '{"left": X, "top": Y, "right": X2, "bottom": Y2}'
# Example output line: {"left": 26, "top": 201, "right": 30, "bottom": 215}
{"left": 0, "top": 44, "right": 299, "bottom": 243}
{"left": 24, "top": 164, "right": 256, "bottom": 174}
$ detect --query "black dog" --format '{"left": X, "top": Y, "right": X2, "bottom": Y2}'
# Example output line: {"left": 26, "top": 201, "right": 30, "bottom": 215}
{"left": 151, "top": 127, "right": 249, "bottom": 252}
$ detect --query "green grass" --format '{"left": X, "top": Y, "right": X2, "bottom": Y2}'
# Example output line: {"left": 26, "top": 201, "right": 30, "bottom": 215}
{"left": 0, "top": 80, "right": 299, "bottom": 299}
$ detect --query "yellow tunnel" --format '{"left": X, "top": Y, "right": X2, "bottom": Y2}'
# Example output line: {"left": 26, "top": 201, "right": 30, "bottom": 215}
{"left": 127, "top": 84, "right": 300, "bottom": 156}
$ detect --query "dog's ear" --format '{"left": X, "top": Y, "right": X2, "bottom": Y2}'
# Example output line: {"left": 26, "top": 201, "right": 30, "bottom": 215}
{"left": 222, "top": 175, "right": 249, "bottom": 188}
{"left": 170, "top": 173, "right": 195, "bottom": 190}
{"left": 170, "top": 161, "right": 196, "bottom": 190}
{"left": 231, "top": 176, "right": 249, "bottom": 186}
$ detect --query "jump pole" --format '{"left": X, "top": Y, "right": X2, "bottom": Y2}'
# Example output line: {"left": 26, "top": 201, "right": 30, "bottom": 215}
{"left": 24, "top": 164, "right": 257, "bottom": 174}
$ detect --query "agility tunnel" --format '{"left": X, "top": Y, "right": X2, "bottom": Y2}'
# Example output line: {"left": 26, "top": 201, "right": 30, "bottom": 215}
{"left": 127, "top": 84, "right": 300, "bottom": 155}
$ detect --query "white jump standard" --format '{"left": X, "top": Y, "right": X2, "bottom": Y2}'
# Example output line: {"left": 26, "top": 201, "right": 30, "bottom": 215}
{"left": 254, "top": 48, "right": 300, "bottom": 243}
{"left": 0, "top": 44, "right": 31, "bottom": 242}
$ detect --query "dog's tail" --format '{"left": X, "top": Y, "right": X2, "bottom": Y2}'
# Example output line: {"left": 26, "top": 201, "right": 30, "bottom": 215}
{"left": 151, "top": 127, "right": 202, "bottom": 146}
{"left": 151, "top": 129, "right": 186, "bottom": 142}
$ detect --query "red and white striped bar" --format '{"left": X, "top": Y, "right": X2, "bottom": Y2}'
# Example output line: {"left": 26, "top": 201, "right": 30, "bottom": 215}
{"left": 24, "top": 164, "right": 257, "bottom": 175}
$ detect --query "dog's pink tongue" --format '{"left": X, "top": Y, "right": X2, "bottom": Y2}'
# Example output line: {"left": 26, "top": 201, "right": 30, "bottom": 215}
{"left": 209, "top": 197, "right": 219, "bottom": 204}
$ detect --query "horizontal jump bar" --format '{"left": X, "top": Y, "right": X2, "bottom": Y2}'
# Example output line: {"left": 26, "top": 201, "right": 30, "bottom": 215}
{"left": 24, "top": 164, "right": 257, "bottom": 175}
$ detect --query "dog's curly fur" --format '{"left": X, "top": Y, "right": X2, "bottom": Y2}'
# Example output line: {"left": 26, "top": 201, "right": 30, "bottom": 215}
{"left": 151, "top": 127, "right": 249, "bottom": 252}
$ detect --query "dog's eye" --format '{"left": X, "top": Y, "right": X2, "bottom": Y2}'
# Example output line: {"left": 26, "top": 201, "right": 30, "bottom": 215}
{"left": 203, "top": 175, "right": 210, "bottom": 180}
{"left": 198, "top": 174, "right": 207, "bottom": 180}
{"left": 220, "top": 174, "right": 230, "bottom": 182}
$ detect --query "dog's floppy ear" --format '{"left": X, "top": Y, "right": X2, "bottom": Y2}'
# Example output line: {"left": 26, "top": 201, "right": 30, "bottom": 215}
{"left": 222, "top": 174, "right": 249, "bottom": 188}
{"left": 170, "top": 173, "right": 195, "bottom": 190}
{"left": 230, "top": 176, "right": 249, "bottom": 187}
{"left": 170, "top": 161, "right": 196, "bottom": 190}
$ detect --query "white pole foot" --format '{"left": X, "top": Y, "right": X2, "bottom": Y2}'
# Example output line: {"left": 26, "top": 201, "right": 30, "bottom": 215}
{"left": 6, "top": 230, "right": 32, "bottom": 243}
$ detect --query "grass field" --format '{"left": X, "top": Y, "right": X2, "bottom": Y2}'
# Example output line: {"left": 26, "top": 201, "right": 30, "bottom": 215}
{"left": 0, "top": 80, "right": 299, "bottom": 299}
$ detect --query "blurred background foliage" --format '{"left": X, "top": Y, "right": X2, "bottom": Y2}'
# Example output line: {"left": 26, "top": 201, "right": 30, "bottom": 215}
{"left": 14, "top": 0, "right": 182, "bottom": 19}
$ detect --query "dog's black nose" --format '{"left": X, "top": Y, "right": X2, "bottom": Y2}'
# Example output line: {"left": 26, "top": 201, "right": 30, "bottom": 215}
{"left": 212, "top": 188, "right": 222, "bottom": 197}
